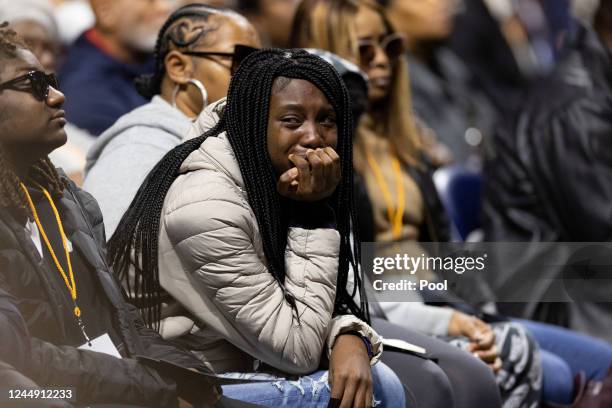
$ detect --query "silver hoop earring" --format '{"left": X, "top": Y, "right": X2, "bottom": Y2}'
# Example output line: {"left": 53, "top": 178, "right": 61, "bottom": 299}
{"left": 171, "top": 79, "right": 209, "bottom": 119}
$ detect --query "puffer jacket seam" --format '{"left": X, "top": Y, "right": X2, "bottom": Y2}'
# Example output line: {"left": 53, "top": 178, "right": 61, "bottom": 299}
{"left": 166, "top": 196, "right": 246, "bottom": 217}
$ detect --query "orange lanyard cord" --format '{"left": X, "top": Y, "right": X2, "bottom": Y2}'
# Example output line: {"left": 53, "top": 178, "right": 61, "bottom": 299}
{"left": 366, "top": 153, "right": 405, "bottom": 239}
{"left": 391, "top": 159, "right": 405, "bottom": 238}
{"left": 20, "top": 183, "right": 81, "bottom": 318}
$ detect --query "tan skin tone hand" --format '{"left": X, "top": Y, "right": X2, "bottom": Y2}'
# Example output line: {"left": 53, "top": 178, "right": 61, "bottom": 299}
{"left": 277, "top": 147, "right": 342, "bottom": 202}
{"left": 448, "top": 311, "right": 502, "bottom": 372}
{"left": 329, "top": 334, "right": 373, "bottom": 408}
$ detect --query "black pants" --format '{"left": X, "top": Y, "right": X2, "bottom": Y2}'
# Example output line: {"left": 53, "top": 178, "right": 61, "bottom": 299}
{"left": 372, "top": 318, "right": 502, "bottom": 408}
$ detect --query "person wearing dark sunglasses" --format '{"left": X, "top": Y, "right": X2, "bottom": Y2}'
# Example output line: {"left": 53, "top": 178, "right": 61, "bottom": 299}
{"left": 83, "top": 4, "right": 260, "bottom": 240}
{"left": 0, "top": 22, "right": 264, "bottom": 408}
{"left": 0, "top": 36, "right": 67, "bottom": 166}
{"left": 0, "top": 70, "right": 59, "bottom": 101}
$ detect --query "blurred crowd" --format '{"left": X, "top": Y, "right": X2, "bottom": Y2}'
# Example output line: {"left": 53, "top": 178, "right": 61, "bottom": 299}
{"left": 1, "top": 0, "right": 612, "bottom": 407}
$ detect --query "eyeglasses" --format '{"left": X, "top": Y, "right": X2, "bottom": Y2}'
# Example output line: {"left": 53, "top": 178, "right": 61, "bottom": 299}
{"left": 0, "top": 70, "right": 59, "bottom": 101}
{"left": 183, "top": 44, "right": 258, "bottom": 75}
{"left": 358, "top": 33, "right": 406, "bottom": 66}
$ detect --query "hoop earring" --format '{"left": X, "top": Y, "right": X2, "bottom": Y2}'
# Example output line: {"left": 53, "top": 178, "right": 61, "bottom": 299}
{"left": 171, "top": 79, "right": 209, "bottom": 119}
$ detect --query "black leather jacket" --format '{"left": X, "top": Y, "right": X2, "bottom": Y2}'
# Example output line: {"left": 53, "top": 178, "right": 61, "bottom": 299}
{"left": 0, "top": 174, "right": 218, "bottom": 407}
{"left": 483, "top": 27, "right": 612, "bottom": 340}
{"left": 485, "top": 27, "right": 612, "bottom": 243}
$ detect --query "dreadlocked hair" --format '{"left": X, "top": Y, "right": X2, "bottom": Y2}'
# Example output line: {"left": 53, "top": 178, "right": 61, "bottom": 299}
{"left": 0, "top": 21, "right": 25, "bottom": 58}
{"left": 0, "top": 22, "right": 65, "bottom": 214}
{"left": 135, "top": 4, "right": 238, "bottom": 99}
{"left": 109, "top": 48, "right": 370, "bottom": 329}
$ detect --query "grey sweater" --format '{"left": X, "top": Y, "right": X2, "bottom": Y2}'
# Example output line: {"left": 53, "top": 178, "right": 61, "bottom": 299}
{"left": 83, "top": 96, "right": 191, "bottom": 238}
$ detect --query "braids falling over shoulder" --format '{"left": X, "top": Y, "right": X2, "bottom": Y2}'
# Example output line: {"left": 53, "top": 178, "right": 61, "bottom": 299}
{"left": 110, "top": 48, "right": 369, "bottom": 329}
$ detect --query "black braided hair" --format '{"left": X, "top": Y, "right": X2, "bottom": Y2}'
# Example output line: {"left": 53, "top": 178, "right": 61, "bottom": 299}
{"left": 109, "top": 48, "right": 369, "bottom": 328}
{"left": 135, "top": 4, "right": 232, "bottom": 99}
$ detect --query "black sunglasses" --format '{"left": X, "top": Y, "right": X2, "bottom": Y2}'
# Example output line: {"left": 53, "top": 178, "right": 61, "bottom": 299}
{"left": 0, "top": 70, "right": 59, "bottom": 101}
{"left": 182, "top": 44, "right": 258, "bottom": 75}
{"left": 358, "top": 33, "right": 406, "bottom": 66}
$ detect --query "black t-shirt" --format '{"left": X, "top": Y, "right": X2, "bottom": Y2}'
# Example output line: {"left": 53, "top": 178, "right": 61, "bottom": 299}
{"left": 27, "top": 187, "right": 121, "bottom": 348}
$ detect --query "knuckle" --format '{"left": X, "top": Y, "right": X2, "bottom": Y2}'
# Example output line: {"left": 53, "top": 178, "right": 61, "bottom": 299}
{"left": 338, "top": 372, "right": 350, "bottom": 382}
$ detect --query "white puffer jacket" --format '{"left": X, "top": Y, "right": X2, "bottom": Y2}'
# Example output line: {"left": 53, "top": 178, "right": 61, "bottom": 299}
{"left": 158, "top": 99, "right": 382, "bottom": 375}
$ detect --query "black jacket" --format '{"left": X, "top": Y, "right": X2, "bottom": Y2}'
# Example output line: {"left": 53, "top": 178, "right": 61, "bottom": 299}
{"left": 0, "top": 175, "right": 218, "bottom": 407}
{"left": 0, "top": 289, "right": 73, "bottom": 407}
{"left": 483, "top": 27, "right": 612, "bottom": 340}
{"left": 0, "top": 288, "right": 29, "bottom": 372}
{"left": 485, "top": 27, "right": 612, "bottom": 242}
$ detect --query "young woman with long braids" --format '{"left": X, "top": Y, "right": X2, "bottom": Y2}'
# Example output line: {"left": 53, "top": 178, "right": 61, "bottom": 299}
{"left": 109, "top": 48, "right": 405, "bottom": 406}
{"left": 84, "top": 4, "right": 260, "bottom": 238}
{"left": 0, "top": 22, "right": 261, "bottom": 408}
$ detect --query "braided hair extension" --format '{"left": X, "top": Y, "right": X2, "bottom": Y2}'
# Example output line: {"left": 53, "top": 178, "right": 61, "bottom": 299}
{"left": 0, "top": 148, "right": 26, "bottom": 211}
{"left": 109, "top": 49, "right": 369, "bottom": 329}
{"left": 108, "top": 126, "right": 226, "bottom": 328}
{"left": 135, "top": 4, "right": 238, "bottom": 99}
{"left": 0, "top": 22, "right": 65, "bottom": 214}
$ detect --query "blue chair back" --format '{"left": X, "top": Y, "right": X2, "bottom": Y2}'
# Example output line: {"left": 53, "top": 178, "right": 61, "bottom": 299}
{"left": 433, "top": 165, "right": 483, "bottom": 241}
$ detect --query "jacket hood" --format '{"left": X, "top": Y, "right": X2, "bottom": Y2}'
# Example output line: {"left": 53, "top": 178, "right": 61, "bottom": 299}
{"left": 180, "top": 98, "right": 245, "bottom": 189}
{"left": 85, "top": 96, "right": 190, "bottom": 173}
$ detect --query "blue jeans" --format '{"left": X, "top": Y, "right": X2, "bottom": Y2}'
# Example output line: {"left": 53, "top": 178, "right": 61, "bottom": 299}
{"left": 221, "top": 362, "right": 405, "bottom": 407}
{"left": 540, "top": 350, "right": 574, "bottom": 404}
{"left": 517, "top": 319, "right": 612, "bottom": 404}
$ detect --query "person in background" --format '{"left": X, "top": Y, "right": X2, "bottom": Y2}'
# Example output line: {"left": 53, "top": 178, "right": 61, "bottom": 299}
{"left": 484, "top": 0, "right": 612, "bottom": 386}
{"left": 59, "top": 0, "right": 174, "bottom": 136}
{"left": 448, "top": 0, "right": 572, "bottom": 121}
{"left": 288, "top": 1, "right": 612, "bottom": 407}
{"left": 301, "top": 47, "right": 503, "bottom": 408}
{"left": 295, "top": 1, "right": 612, "bottom": 405}
{"left": 448, "top": 0, "right": 531, "bottom": 119}
{"left": 84, "top": 4, "right": 260, "bottom": 239}
{"left": 377, "top": 0, "right": 498, "bottom": 165}
{"left": 292, "top": 2, "right": 542, "bottom": 407}
{"left": 236, "top": 0, "right": 301, "bottom": 47}
{"left": 0, "top": 0, "right": 60, "bottom": 71}
{"left": 51, "top": 0, "right": 96, "bottom": 46}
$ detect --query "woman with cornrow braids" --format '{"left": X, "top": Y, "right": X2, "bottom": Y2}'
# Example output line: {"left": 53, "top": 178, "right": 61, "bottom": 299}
{"left": 109, "top": 48, "right": 406, "bottom": 407}
{"left": 84, "top": 4, "right": 260, "bottom": 239}
{"left": 0, "top": 22, "right": 262, "bottom": 408}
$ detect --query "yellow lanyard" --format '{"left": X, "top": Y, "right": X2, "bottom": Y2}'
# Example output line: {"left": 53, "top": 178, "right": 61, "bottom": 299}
{"left": 20, "top": 183, "right": 81, "bottom": 318}
{"left": 366, "top": 152, "right": 405, "bottom": 239}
